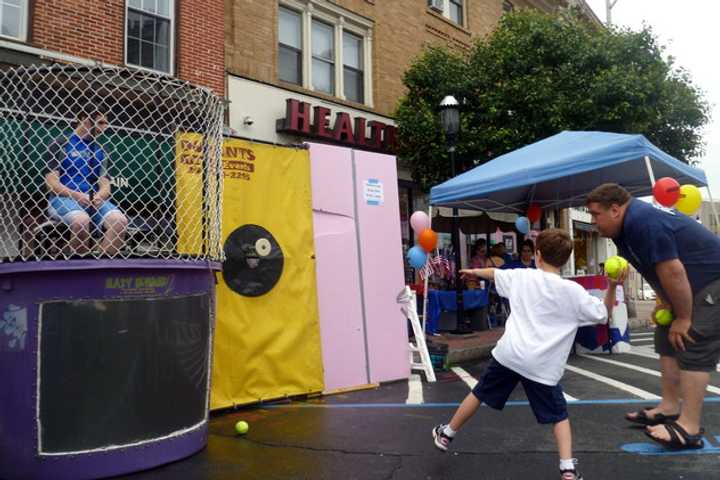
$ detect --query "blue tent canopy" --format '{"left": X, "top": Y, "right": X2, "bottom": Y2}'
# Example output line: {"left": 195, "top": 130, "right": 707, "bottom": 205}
{"left": 430, "top": 131, "right": 708, "bottom": 213}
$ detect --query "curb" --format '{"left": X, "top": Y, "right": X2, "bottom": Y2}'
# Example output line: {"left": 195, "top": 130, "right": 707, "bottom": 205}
{"left": 446, "top": 342, "right": 496, "bottom": 365}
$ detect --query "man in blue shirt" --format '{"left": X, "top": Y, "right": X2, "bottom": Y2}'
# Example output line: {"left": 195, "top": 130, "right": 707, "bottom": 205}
{"left": 45, "top": 110, "right": 128, "bottom": 256}
{"left": 587, "top": 183, "right": 720, "bottom": 450}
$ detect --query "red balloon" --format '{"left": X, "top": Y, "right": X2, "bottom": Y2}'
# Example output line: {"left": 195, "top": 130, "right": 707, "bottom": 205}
{"left": 527, "top": 205, "right": 542, "bottom": 223}
{"left": 653, "top": 177, "right": 680, "bottom": 207}
{"left": 418, "top": 229, "right": 438, "bottom": 253}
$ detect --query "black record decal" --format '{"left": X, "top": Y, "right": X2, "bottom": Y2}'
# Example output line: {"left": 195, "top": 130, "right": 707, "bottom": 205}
{"left": 222, "top": 225, "right": 284, "bottom": 297}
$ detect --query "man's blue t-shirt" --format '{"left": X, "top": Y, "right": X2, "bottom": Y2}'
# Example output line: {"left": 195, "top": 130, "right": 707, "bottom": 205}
{"left": 46, "top": 134, "right": 108, "bottom": 195}
{"left": 613, "top": 198, "right": 720, "bottom": 299}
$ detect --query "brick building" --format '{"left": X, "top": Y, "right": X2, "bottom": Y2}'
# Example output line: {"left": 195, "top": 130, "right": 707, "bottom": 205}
{"left": 0, "top": 0, "right": 224, "bottom": 95}
{"left": 225, "top": 0, "right": 599, "bottom": 260}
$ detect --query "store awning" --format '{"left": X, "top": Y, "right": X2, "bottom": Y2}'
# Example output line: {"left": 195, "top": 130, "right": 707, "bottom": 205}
{"left": 430, "top": 131, "right": 708, "bottom": 213}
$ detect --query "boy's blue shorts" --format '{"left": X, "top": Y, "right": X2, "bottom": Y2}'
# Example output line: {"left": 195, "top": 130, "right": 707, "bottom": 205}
{"left": 472, "top": 356, "right": 568, "bottom": 424}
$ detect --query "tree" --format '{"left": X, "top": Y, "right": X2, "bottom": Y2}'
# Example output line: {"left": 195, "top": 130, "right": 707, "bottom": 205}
{"left": 395, "top": 9, "right": 710, "bottom": 191}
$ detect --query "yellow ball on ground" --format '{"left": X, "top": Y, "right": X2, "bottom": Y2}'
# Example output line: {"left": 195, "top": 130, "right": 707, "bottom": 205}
{"left": 654, "top": 308, "right": 674, "bottom": 326}
{"left": 235, "top": 420, "right": 249, "bottom": 435}
{"left": 605, "top": 256, "right": 628, "bottom": 280}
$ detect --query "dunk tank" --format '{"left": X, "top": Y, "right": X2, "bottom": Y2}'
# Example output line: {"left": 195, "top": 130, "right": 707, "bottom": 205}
{"left": 0, "top": 64, "right": 225, "bottom": 479}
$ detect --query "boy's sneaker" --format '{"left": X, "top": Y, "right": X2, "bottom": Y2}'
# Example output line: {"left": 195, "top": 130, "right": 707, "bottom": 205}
{"left": 560, "top": 460, "right": 584, "bottom": 480}
{"left": 560, "top": 470, "right": 583, "bottom": 480}
{"left": 432, "top": 424, "right": 453, "bottom": 452}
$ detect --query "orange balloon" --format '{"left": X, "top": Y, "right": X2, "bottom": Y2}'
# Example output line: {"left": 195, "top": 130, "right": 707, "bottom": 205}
{"left": 418, "top": 229, "right": 438, "bottom": 252}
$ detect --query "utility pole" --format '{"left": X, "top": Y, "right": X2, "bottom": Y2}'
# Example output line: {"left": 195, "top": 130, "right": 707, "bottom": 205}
{"left": 606, "top": 0, "right": 619, "bottom": 26}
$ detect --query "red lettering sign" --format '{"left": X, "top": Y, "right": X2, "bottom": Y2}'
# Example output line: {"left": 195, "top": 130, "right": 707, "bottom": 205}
{"left": 313, "top": 106, "right": 333, "bottom": 139}
{"left": 277, "top": 98, "right": 397, "bottom": 154}
{"left": 333, "top": 112, "right": 355, "bottom": 144}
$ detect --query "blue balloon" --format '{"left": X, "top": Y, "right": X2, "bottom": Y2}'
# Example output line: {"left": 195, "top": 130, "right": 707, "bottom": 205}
{"left": 407, "top": 246, "right": 427, "bottom": 269}
{"left": 515, "top": 216, "right": 530, "bottom": 234}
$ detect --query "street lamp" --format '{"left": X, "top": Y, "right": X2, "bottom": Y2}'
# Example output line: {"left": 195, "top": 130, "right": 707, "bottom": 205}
{"left": 439, "top": 95, "right": 465, "bottom": 331}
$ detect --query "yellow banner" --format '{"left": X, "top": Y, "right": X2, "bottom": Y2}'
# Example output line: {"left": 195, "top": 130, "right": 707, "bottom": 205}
{"left": 209, "top": 139, "right": 324, "bottom": 409}
{"left": 174, "top": 133, "right": 204, "bottom": 254}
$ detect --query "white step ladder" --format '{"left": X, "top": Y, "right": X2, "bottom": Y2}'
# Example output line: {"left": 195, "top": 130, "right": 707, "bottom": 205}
{"left": 397, "top": 286, "right": 436, "bottom": 382}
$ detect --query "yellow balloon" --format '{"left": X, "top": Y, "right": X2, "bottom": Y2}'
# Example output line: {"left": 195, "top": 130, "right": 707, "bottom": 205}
{"left": 675, "top": 184, "right": 702, "bottom": 216}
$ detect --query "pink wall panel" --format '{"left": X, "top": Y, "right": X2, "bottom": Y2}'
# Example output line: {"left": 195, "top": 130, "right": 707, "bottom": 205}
{"left": 309, "top": 144, "right": 368, "bottom": 391}
{"left": 353, "top": 150, "right": 409, "bottom": 383}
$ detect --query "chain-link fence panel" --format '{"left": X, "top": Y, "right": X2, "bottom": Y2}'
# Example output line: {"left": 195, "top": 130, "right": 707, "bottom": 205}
{"left": 0, "top": 64, "right": 224, "bottom": 262}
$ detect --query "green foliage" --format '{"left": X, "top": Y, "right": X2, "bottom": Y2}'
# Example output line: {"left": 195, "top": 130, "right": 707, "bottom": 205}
{"left": 395, "top": 10, "right": 710, "bottom": 191}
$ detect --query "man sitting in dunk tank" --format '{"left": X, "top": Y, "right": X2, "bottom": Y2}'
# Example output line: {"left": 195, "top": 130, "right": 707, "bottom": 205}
{"left": 44, "top": 109, "right": 128, "bottom": 256}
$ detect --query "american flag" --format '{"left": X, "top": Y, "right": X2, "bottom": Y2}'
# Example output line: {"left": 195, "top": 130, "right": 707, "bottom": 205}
{"left": 434, "top": 255, "right": 451, "bottom": 279}
{"left": 418, "top": 258, "right": 433, "bottom": 280}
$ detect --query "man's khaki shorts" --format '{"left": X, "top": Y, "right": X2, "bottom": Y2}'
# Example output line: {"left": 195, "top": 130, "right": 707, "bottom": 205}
{"left": 655, "top": 278, "right": 720, "bottom": 372}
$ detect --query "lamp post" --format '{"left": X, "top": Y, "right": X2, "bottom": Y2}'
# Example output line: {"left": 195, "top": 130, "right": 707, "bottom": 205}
{"left": 439, "top": 95, "right": 465, "bottom": 331}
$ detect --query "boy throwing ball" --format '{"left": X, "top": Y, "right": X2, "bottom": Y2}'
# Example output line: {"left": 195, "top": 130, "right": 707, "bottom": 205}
{"left": 432, "top": 229, "right": 625, "bottom": 480}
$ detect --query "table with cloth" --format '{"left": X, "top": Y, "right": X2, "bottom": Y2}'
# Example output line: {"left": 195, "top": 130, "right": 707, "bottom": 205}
{"left": 569, "top": 274, "right": 630, "bottom": 353}
{"left": 426, "top": 288, "right": 489, "bottom": 334}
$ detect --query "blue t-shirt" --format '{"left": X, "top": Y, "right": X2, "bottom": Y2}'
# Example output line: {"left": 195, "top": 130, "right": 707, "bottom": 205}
{"left": 46, "top": 134, "right": 108, "bottom": 195}
{"left": 613, "top": 198, "right": 720, "bottom": 298}
{"left": 503, "top": 259, "right": 535, "bottom": 269}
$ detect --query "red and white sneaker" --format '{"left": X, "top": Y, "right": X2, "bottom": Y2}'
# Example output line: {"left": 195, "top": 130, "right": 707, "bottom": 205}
{"left": 561, "top": 459, "right": 584, "bottom": 480}
{"left": 432, "top": 424, "right": 454, "bottom": 452}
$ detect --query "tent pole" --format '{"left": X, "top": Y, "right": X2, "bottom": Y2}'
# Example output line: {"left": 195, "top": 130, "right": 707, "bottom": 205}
{"left": 422, "top": 205, "right": 432, "bottom": 334}
{"left": 644, "top": 155, "right": 656, "bottom": 186}
{"left": 706, "top": 187, "right": 720, "bottom": 235}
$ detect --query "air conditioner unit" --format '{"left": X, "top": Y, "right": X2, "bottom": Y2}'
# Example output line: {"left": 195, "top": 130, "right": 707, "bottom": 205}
{"left": 429, "top": 0, "right": 444, "bottom": 12}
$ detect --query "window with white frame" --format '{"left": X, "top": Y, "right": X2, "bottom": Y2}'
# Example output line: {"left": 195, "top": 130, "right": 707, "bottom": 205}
{"left": 449, "top": 0, "right": 464, "bottom": 25}
{"left": 0, "top": 0, "right": 28, "bottom": 41}
{"left": 342, "top": 31, "right": 363, "bottom": 103}
{"left": 428, "top": 0, "right": 465, "bottom": 27}
{"left": 312, "top": 19, "right": 334, "bottom": 94}
{"left": 277, "top": 1, "right": 373, "bottom": 106}
{"left": 126, "top": 0, "right": 174, "bottom": 74}
{"left": 279, "top": 7, "right": 303, "bottom": 85}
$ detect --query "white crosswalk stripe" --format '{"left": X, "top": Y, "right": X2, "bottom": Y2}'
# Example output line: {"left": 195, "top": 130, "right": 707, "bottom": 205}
{"left": 451, "top": 367, "right": 478, "bottom": 389}
{"left": 578, "top": 354, "right": 720, "bottom": 395}
{"left": 564, "top": 364, "right": 660, "bottom": 400}
{"left": 405, "top": 374, "right": 424, "bottom": 404}
{"left": 626, "top": 347, "right": 720, "bottom": 372}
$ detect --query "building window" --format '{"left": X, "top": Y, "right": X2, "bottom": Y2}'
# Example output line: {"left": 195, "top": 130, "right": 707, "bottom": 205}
{"left": 503, "top": 1, "right": 514, "bottom": 13}
{"left": 312, "top": 20, "right": 334, "bottom": 94}
{"left": 277, "top": 1, "right": 373, "bottom": 106}
{"left": 0, "top": 0, "right": 28, "bottom": 41}
{"left": 342, "top": 31, "right": 363, "bottom": 103}
{"left": 279, "top": 7, "right": 303, "bottom": 85}
{"left": 428, "top": 0, "right": 465, "bottom": 27}
{"left": 449, "top": 0, "right": 464, "bottom": 25}
{"left": 126, "top": 0, "right": 174, "bottom": 74}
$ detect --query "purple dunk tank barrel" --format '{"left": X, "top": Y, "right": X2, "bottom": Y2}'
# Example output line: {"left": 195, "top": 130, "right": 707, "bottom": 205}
{"left": 0, "top": 259, "right": 219, "bottom": 480}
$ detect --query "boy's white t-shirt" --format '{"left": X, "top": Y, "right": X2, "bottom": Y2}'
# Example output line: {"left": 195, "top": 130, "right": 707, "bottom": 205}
{"left": 491, "top": 268, "right": 608, "bottom": 386}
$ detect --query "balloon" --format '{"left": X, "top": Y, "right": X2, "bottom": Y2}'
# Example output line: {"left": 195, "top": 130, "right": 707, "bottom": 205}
{"left": 515, "top": 216, "right": 530, "bottom": 234}
{"left": 410, "top": 211, "right": 430, "bottom": 233}
{"left": 653, "top": 177, "right": 680, "bottom": 207}
{"left": 406, "top": 246, "right": 427, "bottom": 269}
{"left": 418, "top": 229, "right": 438, "bottom": 252}
{"left": 675, "top": 184, "right": 702, "bottom": 216}
{"left": 527, "top": 205, "right": 542, "bottom": 223}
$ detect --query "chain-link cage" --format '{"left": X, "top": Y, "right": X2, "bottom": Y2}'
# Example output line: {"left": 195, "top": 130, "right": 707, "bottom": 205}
{"left": 0, "top": 64, "right": 224, "bottom": 262}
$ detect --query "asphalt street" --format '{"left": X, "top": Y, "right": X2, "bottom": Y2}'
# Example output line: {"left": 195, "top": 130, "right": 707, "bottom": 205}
{"left": 120, "top": 329, "right": 720, "bottom": 480}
